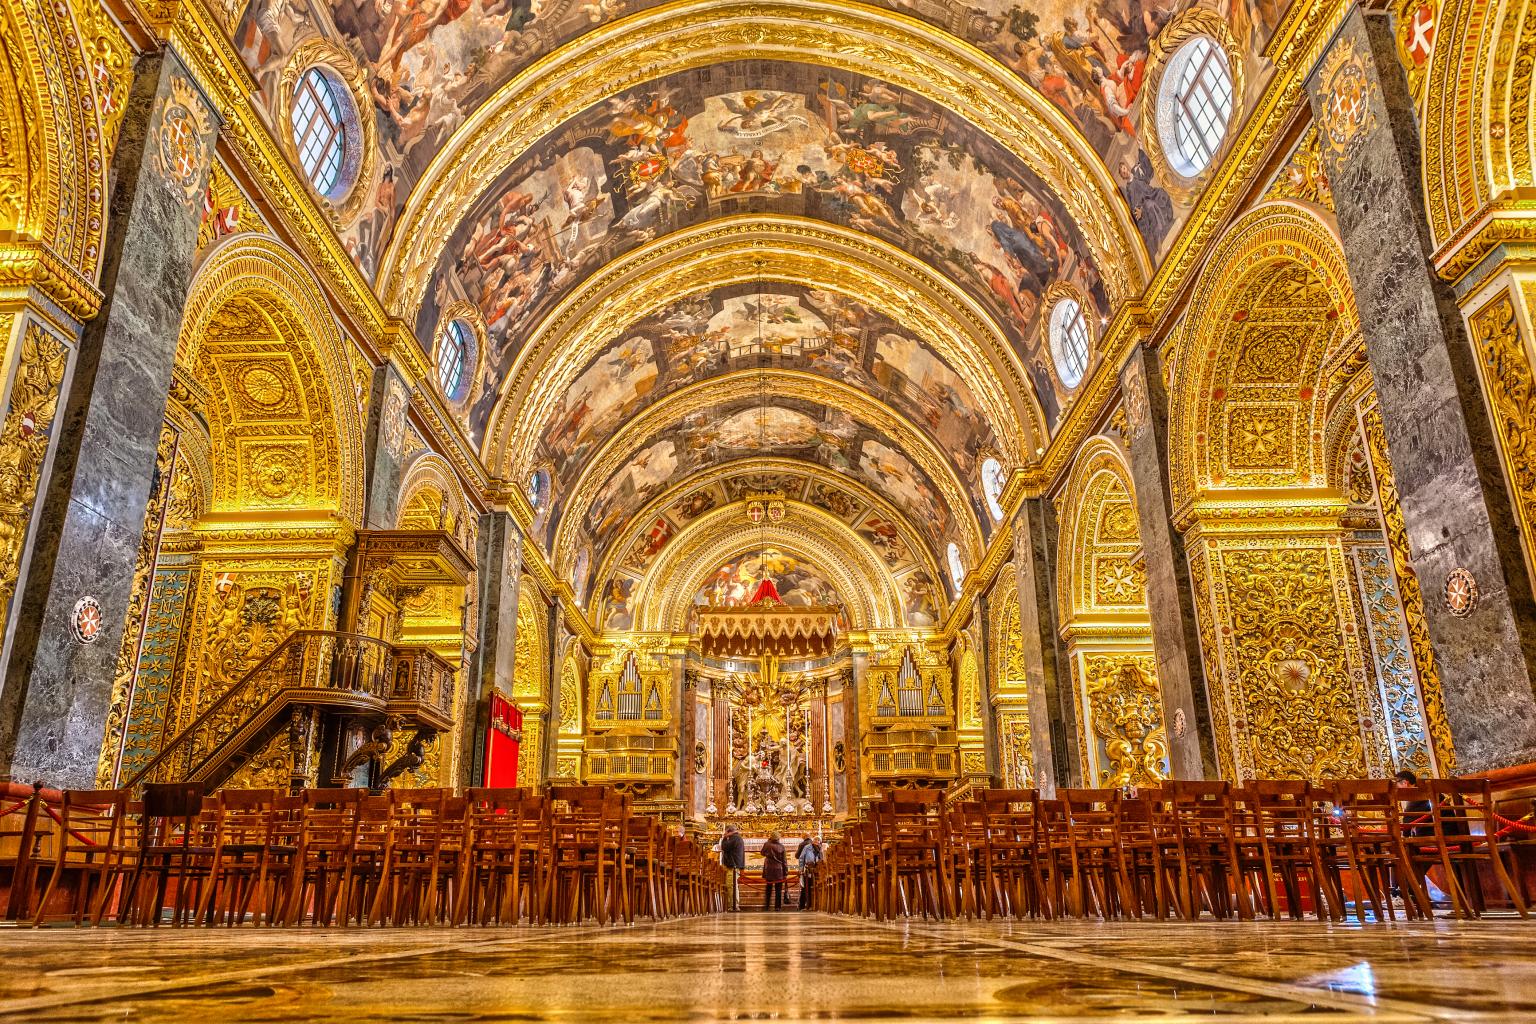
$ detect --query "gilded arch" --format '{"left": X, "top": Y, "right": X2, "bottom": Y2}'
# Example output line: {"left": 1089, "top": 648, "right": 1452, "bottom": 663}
{"left": 177, "top": 235, "right": 366, "bottom": 524}
{"left": 1168, "top": 202, "right": 1360, "bottom": 514}
{"left": 378, "top": 0, "right": 1150, "bottom": 321}
{"left": 483, "top": 217, "right": 1043, "bottom": 475}
{"left": 0, "top": 0, "right": 125, "bottom": 307}
{"left": 633, "top": 502, "right": 904, "bottom": 632}
{"left": 1056, "top": 435, "right": 1167, "bottom": 788}
{"left": 552, "top": 369, "right": 987, "bottom": 567}
{"left": 1421, "top": 0, "right": 1536, "bottom": 271}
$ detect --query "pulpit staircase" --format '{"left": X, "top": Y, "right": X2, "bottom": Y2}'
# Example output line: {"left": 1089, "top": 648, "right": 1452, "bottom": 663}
{"left": 123, "top": 629, "right": 455, "bottom": 793}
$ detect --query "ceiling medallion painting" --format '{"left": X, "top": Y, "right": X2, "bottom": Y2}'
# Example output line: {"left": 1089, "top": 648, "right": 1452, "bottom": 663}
{"left": 418, "top": 62, "right": 1111, "bottom": 405}
{"left": 526, "top": 285, "right": 1000, "bottom": 518}
{"left": 236, "top": 0, "right": 1285, "bottom": 281}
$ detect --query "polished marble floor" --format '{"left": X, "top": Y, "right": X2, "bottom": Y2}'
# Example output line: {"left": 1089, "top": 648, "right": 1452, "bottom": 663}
{"left": 0, "top": 911, "right": 1532, "bottom": 1022}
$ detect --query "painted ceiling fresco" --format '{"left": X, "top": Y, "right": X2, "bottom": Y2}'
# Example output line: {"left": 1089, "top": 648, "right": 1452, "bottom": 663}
{"left": 523, "top": 285, "right": 1001, "bottom": 501}
{"left": 590, "top": 469, "right": 943, "bottom": 631}
{"left": 237, "top": 0, "right": 1283, "bottom": 280}
{"left": 560, "top": 393, "right": 965, "bottom": 570}
{"left": 421, "top": 62, "right": 1110, "bottom": 415}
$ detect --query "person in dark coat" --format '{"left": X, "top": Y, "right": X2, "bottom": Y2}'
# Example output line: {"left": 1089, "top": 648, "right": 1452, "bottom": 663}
{"left": 720, "top": 825, "right": 746, "bottom": 911}
{"left": 760, "top": 831, "right": 788, "bottom": 910}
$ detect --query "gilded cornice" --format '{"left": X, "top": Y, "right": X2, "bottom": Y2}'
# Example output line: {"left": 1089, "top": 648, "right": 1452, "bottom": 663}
{"left": 518, "top": 530, "right": 598, "bottom": 646}
{"left": 1175, "top": 488, "right": 1350, "bottom": 537}
{"left": 377, "top": 0, "right": 1150, "bottom": 321}
{"left": 0, "top": 240, "right": 103, "bottom": 320}
{"left": 634, "top": 502, "right": 902, "bottom": 631}
{"left": 551, "top": 368, "right": 984, "bottom": 566}
{"left": 483, "top": 216, "right": 1040, "bottom": 476}
{"left": 584, "top": 455, "right": 943, "bottom": 601}
{"left": 1432, "top": 201, "right": 1536, "bottom": 284}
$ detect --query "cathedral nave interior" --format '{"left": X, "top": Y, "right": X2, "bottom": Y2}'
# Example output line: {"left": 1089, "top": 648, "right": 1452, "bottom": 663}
{"left": 0, "top": 0, "right": 1535, "bottom": 1018}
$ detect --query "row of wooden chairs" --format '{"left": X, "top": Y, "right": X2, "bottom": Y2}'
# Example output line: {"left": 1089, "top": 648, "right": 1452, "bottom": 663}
{"left": 2, "top": 783, "right": 723, "bottom": 927}
{"left": 817, "top": 779, "right": 1533, "bottom": 922}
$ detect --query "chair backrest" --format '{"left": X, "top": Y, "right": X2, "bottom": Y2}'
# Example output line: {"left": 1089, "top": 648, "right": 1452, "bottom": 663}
{"left": 141, "top": 782, "right": 206, "bottom": 847}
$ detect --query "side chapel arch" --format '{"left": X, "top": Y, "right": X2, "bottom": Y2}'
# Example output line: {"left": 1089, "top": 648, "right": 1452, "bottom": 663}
{"left": 1056, "top": 436, "right": 1168, "bottom": 788}
{"left": 1170, "top": 202, "right": 1381, "bottom": 782}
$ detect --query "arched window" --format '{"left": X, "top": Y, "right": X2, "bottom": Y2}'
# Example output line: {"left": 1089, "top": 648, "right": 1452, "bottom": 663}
{"left": 947, "top": 542, "right": 966, "bottom": 591}
{"left": 1160, "top": 35, "right": 1235, "bottom": 177}
{"left": 436, "top": 319, "right": 470, "bottom": 398}
{"left": 1049, "top": 298, "right": 1091, "bottom": 388}
{"left": 982, "top": 457, "right": 1006, "bottom": 522}
{"left": 290, "top": 68, "right": 352, "bottom": 197}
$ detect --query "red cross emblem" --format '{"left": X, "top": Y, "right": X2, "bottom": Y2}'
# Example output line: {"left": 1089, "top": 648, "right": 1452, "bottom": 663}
{"left": 1407, "top": 5, "right": 1436, "bottom": 66}
{"left": 72, "top": 597, "right": 102, "bottom": 644}
{"left": 165, "top": 113, "right": 199, "bottom": 181}
{"left": 93, "top": 60, "right": 119, "bottom": 117}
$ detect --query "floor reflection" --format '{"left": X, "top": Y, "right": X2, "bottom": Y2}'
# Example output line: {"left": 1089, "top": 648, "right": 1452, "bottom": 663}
{"left": 0, "top": 912, "right": 1531, "bottom": 1022}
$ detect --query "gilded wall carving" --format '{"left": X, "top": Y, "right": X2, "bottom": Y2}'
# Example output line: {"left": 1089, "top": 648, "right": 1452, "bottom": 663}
{"left": 0, "top": 321, "right": 67, "bottom": 627}
{"left": 1207, "top": 543, "right": 1371, "bottom": 780}
{"left": 1468, "top": 289, "right": 1536, "bottom": 577}
{"left": 1081, "top": 654, "right": 1169, "bottom": 788}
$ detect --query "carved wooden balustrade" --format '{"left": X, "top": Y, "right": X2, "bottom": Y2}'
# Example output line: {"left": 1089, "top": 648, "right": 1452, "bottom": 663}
{"left": 863, "top": 727, "right": 959, "bottom": 784}
{"left": 124, "top": 630, "right": 448, "bottom": 791}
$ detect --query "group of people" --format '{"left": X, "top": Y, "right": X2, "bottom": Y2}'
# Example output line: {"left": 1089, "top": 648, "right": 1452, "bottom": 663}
{"left": 718, "top": 826, "right": 823, "bottom": 911}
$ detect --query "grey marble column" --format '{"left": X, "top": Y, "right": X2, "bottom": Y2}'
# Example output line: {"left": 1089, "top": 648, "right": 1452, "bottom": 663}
{"left": 1012, "top": 498, "right": 1077, "bottom": 793}
{"left": 1120, "top": 345, "right": 1217, "bottom": 779}
{"left": 0, "top": 52, "right": 219, "bottom": 787}
{"left": 361, "top": 364, "right": 412, "bottom": 530}
{"left": 978, "top": 592, "right": 1002, "bottom": 781}
{"left": 1306, "top": 8, "right": 1536, "bottom": 773}
{"left": 461, "top": 510, "right": 522, "bottom": 787}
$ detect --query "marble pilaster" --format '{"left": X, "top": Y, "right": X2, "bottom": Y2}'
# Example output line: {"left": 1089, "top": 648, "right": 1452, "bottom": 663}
{"left": 1306, "top": 9, "right": 1536, "bottom": 772}
{"left": 0, "top": 52, "right": 218, "bottom": 786}
{"left": 461, "top": 510, "right": 522, "bottom": 787}
{"left": 1012, "top": 497, "right": 1077, "bottom": 793}
{"left": 1120, "top": 344, "right": 1218, "bottom": 779}
{"left": 359, "top": 363, "right": 413, "bottom": 530}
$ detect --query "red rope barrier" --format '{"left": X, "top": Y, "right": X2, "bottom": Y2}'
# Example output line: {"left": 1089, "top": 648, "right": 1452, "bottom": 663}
{"left": 0, "top": 799, "right": 31, "bottom": 818}
{"left": 39, "top": 803, "right": 99, "bottom": 847}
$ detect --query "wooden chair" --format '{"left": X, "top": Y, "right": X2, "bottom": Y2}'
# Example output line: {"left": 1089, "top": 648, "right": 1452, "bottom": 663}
{"left": 30, "top": 789, "right": 133, "bottom": 926}
{"left": 196, "top": 789, "right": 295, "bottom": 926}
{"left": 939, "top": 801, "right": 987, "bottom": 918}
{"left": 546, "top": 792, "right": 629, "bottom": 924}
{"left": 1330, "top": 779, "right": 1431, "bottom": 922}
{"left": 977, "top": 789, "right": 1047, "bottom": 919}
{"left": 871, "top": 791, "right": 942, "bottom": 919}
{"left": 1244, "top": 781, "right": 1335, "bottom": 921}
{"left": 1401, "top": 778, "right": 1529, "bottom": 918}
{"left": 1165, "top": 781, "right": 1250, "bottom": 920}
{"left": 369, "top": 788, "right": 454, "bottom": 926}
{"left": 1115, "top": 795, "right": 1171, "bottom": 919}
{"left": 456, "top": 790, "right": 546, "bottom": 925}
{"left": 0, "top": 784, "right": 48, "bottom": 922}
{"left": 283, "top": 788, "right": 362, "bottom": 926}
{"left": 118, "top": 783, "right": 215, "bottom": 926}
{"left": 1059, "top": 789, "right": 1133, "bottom": 918}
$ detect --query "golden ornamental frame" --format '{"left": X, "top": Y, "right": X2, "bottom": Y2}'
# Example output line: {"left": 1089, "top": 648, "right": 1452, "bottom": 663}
{"left": 275, "top": 36, "right": 379, "bottom": 229}
{"left": 1138, "top": 7, "right": 1248, "bottom": 207}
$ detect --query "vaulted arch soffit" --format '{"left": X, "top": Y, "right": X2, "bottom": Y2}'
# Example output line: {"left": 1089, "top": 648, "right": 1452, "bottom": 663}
{"left": 481, "top": 217, "right": 1043, "bottom": 472}
{"left": 549, "top": 369, "right": 985, "bottom": 573}
{"left": 405, "top": 54, "right": 1124, "bottom": 447}
{"left": 578, "top": 456, "right": 943, "bottom": 625}
{"left": 175, "top": 234, "right": 367, "bottom": 526}
{"left": 628, "top": 502, "right": 906, "bottom": 632}
{"left": 1167, "top": 202, "right": 1361, "bottom": 515}
{"left": 1056, "top": 436, "right": 1146, "bottom": 628}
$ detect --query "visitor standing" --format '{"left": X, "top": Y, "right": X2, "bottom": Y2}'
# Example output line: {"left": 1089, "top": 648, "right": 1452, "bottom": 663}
{"left": 796, "top": 835, "right": 822, "bottom": 910}
{"left": 761, "top": 831, "right": 788, "bottom": 910}
{"left": 720, "top": 825, "right": 746, "bottom": 912}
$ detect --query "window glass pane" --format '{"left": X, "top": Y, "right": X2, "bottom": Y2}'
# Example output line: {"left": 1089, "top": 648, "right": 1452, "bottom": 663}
{"left": 290, "top": 69, "right": 347, "bottom": 196}
{"left": 437, "top": 320, "right": 468, "bottom": 396}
